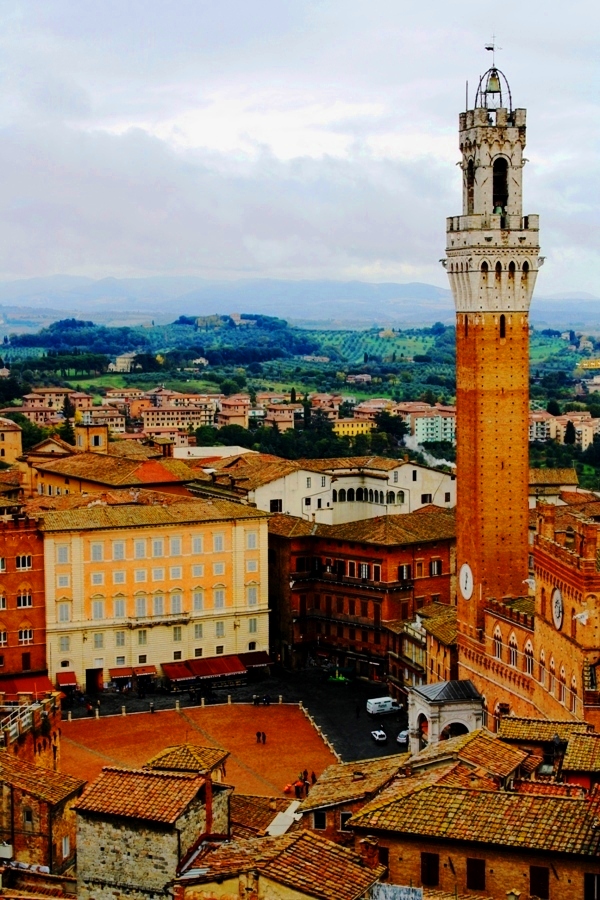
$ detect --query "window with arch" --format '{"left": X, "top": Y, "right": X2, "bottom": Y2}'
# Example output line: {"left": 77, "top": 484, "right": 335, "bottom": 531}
{"left": 368, "top": 489, "right": 374, "bottom": 503}
{"left": 481, "top": 696, "right": 488, "bottom": 729}
{"left": 338, "top": 489, "right": 346, "bottom": 502}
{"left": 495, "top": 261, "right": 502, "bottom": 282}
{"left": 347, "top": 488, "right": 355, "bottom": 502}
{"left": 522, "top": 260, "right": 530, "bottom": 282}
{"left": 549, "top": 658, "right": 556, "bottom": 695}
{"left": 524, "top": 641, "right": 534, "bottom": 676}
{"left": 508, "top": 634, "right": 518, "bottom": 668}
{"left": 397, "top": 491, "right": 405, "bottom": 504}
{"left": 481, "top": 261, "right": 489, "bottom": 276}
{"left": 539, "top": 650, "right": 546, "bottom": 687}
{"left": 508, "top": 260, "right": 516, "bottom": 279}
{"left": 464, "top": 316, "right": 468, "bottom": 338}
{"left": 356, "top": 488, "right": 364, "bottom": 502}
{"left": 387, "top": 491, "right": 395, "bottom": 504}
{"left": 570, "top": 676, "right": 578, "bottom": 713}
{"left": 493, "top": 627, "right": 503, "bottom": 660}
{"left": 492, "top": 157, "right": 508, "bottom": 211}
{"left": 559, "top": 667, "right": 566, "bottom": 704}
{"left": 466, "top": 158, "right": 475, "bottom": 214}
{"left": 332, "top": 489, "right": 337, "bottom": 502}
{"left": 499, "top": 314, "right": 506, "bottom": 339}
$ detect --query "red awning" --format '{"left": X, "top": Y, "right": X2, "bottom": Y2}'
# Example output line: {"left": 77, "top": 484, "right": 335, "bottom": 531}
{"left": 56, "top": 671, "right": 78, "bottom": 688}
{"left": 161, "top": 662, "right": 196, "bottom": 682}
{"left": 108, "top": 667, "right": 133, "bottom": 680}
{"left": 0, "top": 675, "right": 55, "bottom": 698}
{"left": 187, "top": 655, "right": 247, "bottom": 680}
{"left": 133, "top": 665, "right": 157, "bottom": 677}
{"left": 238, "top": 651, "right": 271, "bottom": 669}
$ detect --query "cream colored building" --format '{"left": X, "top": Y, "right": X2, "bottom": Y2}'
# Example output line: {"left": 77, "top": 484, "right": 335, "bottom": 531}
{"left": 0, "top": 416, "right": 22, "bottom": 464}
{"left": 40, "top": 497, "right": 269, "bottom": 690}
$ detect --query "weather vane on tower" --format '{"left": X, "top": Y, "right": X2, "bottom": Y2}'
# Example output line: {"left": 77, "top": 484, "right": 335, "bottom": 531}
{"left": 484, "top": 36, "right": 502, "bottom": 67}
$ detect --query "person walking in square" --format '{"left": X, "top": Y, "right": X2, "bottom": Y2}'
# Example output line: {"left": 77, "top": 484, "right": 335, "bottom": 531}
{"left": 256, "top": 730, "right": 261, "bottom": 743}
{"left": 261, "top": 731, "right": 266, "bottom": 744}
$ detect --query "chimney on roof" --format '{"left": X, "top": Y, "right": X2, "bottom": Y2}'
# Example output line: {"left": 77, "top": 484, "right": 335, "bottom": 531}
{"left": 268, "top": 797, "right": 277, "bottom": 810}
{"left": 358, "top": 837, "right": 380, "bottom": 869}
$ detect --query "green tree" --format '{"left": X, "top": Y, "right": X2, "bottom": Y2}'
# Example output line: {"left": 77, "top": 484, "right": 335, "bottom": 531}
{"left": 546, "top": 399, "right": 561, "bottom": 415}
{"left": 564, "top": 420, "right": 577, "bottom": 444}
{"left": 219, "top": 379, "right": 238, "bottom": 396}
{"left": 290, "top": 387, "right": 297, "bottom": 404}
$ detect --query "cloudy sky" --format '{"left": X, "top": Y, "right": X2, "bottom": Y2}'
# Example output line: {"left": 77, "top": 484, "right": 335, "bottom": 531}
{"left": 0, "top": 0, "right": 597, "bottom": 293}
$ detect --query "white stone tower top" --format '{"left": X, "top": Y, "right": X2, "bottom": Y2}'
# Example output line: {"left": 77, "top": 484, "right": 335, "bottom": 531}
{"left": 444, "top": 67, "right": 542, "bottom": 314}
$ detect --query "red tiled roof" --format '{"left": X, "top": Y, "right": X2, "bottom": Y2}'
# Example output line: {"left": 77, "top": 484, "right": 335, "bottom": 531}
{"left": 0, "top": 753, "right": 84, "bottom": 804}
{"left": 145, "top": 744, "right": 228, "bottom": 773}
{"left": 350, "top": 784, "right": 600, "bottom": 855}
{"left": 190, "top": 831, "right": 384, "bottom": 900}
{"left": 75, "top": 767, "right": 205, "bottom": 823}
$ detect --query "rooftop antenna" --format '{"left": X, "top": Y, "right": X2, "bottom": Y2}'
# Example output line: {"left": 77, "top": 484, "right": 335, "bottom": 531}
{"left": 485, "top": 36, "right": 502, "bottom": 67}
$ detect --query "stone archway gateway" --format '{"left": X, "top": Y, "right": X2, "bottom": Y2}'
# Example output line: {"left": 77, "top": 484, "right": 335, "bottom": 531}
{"left": 407, "top": 680, "right": 483, "bottom": 755}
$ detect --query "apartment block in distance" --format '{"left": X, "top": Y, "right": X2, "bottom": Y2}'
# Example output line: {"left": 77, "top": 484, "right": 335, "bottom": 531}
{"left": 40, "top": 495, "right": 269, "bottom": 691}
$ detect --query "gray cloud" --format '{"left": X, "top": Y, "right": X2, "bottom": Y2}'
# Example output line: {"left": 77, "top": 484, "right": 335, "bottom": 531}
{"left": 0, "top": 0, "right": 595, "bottom": 293}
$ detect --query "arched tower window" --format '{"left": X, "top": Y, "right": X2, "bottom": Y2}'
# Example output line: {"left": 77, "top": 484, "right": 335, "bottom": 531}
{"left": 539, "top": 649, "right": 546, "bottom": 686}
{"left": 524, "top": 641, "right": 534, "bottom": 675}
{"left": 495, "top": 261, "right": 502, "bottom": 282}
{"left": 493, "top": 157, "right": 509, "bottom": 212}
{"left": 508, "top": 261, "right": 516, "bottom": 279}
{"left": 499, "top": 314, "right": 506, "bottom": 339}
{"left": 508, "top": 634, "right": 518, "bottom": 668}
{"left": 493, "top": 627, "right": 503, "bottom": 660}
{"left": 549, "top": 658, "right": 556, "bottom": 695}
{"left": 559, "top": 667, "right": 566, "bottom": 704}
{"left": 464, "top": 316, "right": 469, "bottom": 338}
{"left": 466, "top": 158, "right": 475, "bottom": 214}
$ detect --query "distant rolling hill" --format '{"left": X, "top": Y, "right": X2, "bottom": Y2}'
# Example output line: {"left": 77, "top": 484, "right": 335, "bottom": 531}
{"left": 0, "top": 275, "right": 595, "bottom": 330}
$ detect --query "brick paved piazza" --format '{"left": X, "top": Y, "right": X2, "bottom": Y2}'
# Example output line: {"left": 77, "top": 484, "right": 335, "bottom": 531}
{"left": 60, "top": 703, "right": 337, "bottom": 795}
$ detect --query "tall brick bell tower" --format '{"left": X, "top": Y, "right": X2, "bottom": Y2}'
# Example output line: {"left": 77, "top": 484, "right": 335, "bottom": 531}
{"left": 444, "top": 66, "right": 542, "bottom": 657}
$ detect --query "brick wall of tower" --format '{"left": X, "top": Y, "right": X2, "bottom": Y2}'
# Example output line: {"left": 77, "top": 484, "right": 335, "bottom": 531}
{"left": 455, "top": 311, "right": 530, "bottom": 638}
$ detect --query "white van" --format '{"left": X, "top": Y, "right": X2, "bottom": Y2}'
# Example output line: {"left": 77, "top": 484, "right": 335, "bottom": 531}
{"left": 366, "top": 697, "right": 402, "bottom": 716}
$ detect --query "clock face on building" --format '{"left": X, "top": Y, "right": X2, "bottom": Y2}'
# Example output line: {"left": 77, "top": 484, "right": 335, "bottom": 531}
{"left": 459, "top": 563, "right": 474, "bottom": 600}
{"left": 552, "top": 587, "right": 564, "bottom": 631}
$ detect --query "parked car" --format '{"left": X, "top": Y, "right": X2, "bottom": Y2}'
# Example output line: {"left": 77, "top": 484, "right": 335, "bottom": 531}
{"left": 396, "top": 729, "right": 409, "bottom": 745}
{"left": 371, "top": 729, "right": 388, "bottom": 743}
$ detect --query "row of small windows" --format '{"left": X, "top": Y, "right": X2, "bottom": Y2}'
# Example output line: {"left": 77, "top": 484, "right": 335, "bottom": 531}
{"left": 76, "top": 560, "right": 259, "bottom": 589}
{"left": 57, "top": 586, "right": 259, "bottom": 622}
{"left": 0, "top": 594, "right": 33, "bottom": 609}
{"left": 58, "top": 618, "right": 259, "bottom": 652}
{"left": 295, "top": 558, "right": 441, "bottom": 580}
{"left": 332, "top": 488, "right": 406, "bottom": 504}
{"left": 492, "top": 628, "right": 578, "bottom": 711}
{"left": 449, "top": 260, "right": 530, "bottom": 274}
{"left": 55, "top": 532, "right": 259, "bottom": 565}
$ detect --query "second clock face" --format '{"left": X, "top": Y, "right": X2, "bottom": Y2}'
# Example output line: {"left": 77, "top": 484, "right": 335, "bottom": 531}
{"left": 552, "top": 587, "right": 564, "bottom": 631}
{"left": 459, "top": 563, "right": 474, "bottom": 600}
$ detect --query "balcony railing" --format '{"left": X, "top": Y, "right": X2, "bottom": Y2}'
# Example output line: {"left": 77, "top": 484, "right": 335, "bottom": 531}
{"left": 292, "top": 569, "right": 413, "bottom": 592}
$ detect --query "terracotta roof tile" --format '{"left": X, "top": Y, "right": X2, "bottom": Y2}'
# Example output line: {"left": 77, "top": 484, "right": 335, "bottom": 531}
{"left": 269, "top": 508, "right": 455, "bottom": 547}
{"left": 350, "top": 784, "right": 600, "bottom": 855}
{"left": 145, "top": 743, "right": 229, "bottom": 773}
{"left": 529, "top": 467, "right": 579, "bottom": 485}
{"left": 298, "top": 753, "right": 410, "bottom": 812}
{"left": 409, "top": 730, "right": 529, "bottom": 779}
{"left": 0, "top": 754, "right": 85, "bottom": 805}
{"left": 498, "top": 717, "right": 592, "bottom": 743}
{"left": 296, "top": 456, "right": 403, "bottom": 473}
{"left": 75, "top": 767, "right": 205, "bottom": 823}
{"left": 230, "top": 794, "right": 292, "bottom": 838}
{"left": 34, "top": 453, "right": 197, "bottom": 487}
{"left": 420, "top": 604, "right": 457, "bottom": 645}
{"left": 562, "top": 733, "right": 600, "bottom": 772}
{"left": 514, "top": 780, "right": 586, "bottom": 798}
{"left": 38, "top": 497, "right": 267, "bottom": 532}
{"left": 190, "top": 832, "right": 384, "bottom": 900}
